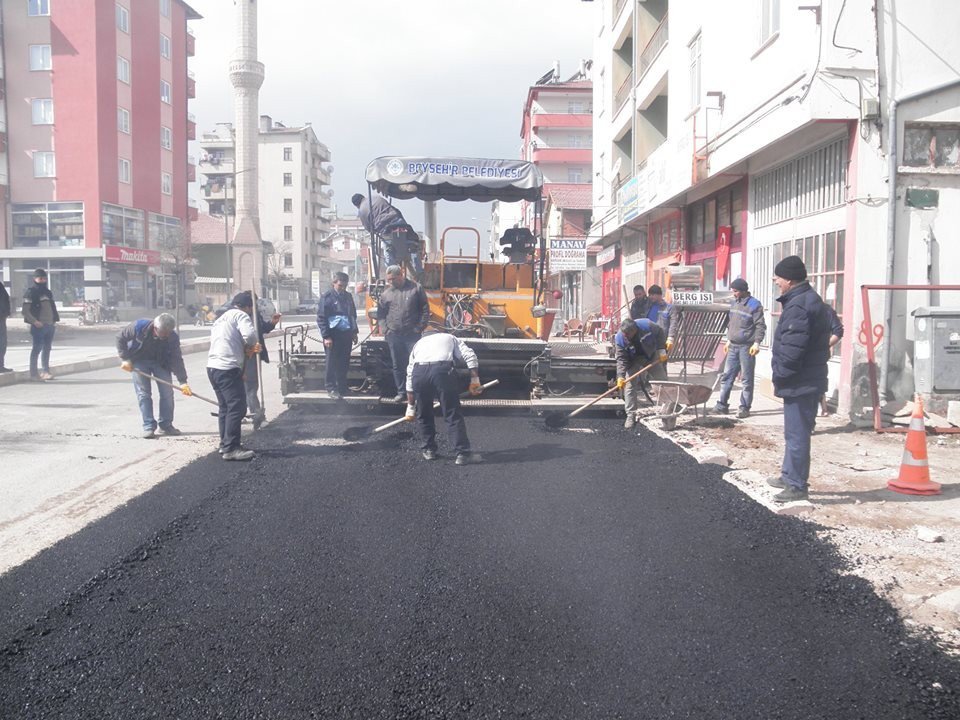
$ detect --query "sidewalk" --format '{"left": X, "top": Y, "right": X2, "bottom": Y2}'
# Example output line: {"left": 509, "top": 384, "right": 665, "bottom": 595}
{"left": 638, "top": 379, "right": 960, "bottom": 651}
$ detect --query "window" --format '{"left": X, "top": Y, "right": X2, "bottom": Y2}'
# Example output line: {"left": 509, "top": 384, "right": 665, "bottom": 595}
{"left": 651, "top": 214, "right": 682, "bottom": 256}
{"left": 568, "top": 101, "right": 585, "bottom": 114}
{"left": 283, "top": 198, "right": 293, "bottom": 212}
{"left": 160, "top": 126, "right": 172, "bottom": 150}
{"left": 118, "top": 158, "right": 131, "bottom": 183}
{"left": 117, "top": 55, "right": 130, "bottom": 83}
{"left": 568, "top": 134, "right": 583, "bottom": 148}
{"left": 567, "top": 168, "right": 583, "bottom": 183}
{"left": 33, "top": 151, "right": 55, "bottom": 177}
{"left": 29, "top": 44, "right": 52, "bottom": 71}
{"left": 283, "top": 172, "right": 293, "bottom": 186}
{"left": 688, "top": 32, "right": 702, "bottom": 111}
{"left": 160, "top": 34, "right": 171, "bottom": 59}
{"left": 117, "top": 107, "right": 130, "bottom": 134}
{"left": 161, "top": 172, "right": 172, "bottom": 195}
{"left": 754, "top": 137, "right": 848, "bottom": 227}
{"left": 102, "top": 203, "right": 145, "bottom": 248}
{"left": 116, "top": 3, "right": 128, "bottom": 33}
{"left": 904, "top": 124, "right": 960, "bottom": 169}
{"left": 148, "top": 213, "right": 182, "bottom": 250}
{"left": 11, "top": 202, "right": 84, "bottom": 249}
{"left": 31, "top": 98, "right": 54, "bottom": 125}
{"left": 283, "top": 253, "right": 294, "bottom": 267}
{"left": 28, "top": 0, "right": 50, "bottom": 16}
{"left": 283, "top": 226, "right": 293, "bottom": 241}
{"left": 160, "top": 80, "right": 171, "bottom": 104}
{"left": 160, "top": 0, "right": 170, "bottom": 17}
{"left": 760, "top": 0, "right": 781, "bottom": 46}
{"left": 283, "top": 147, "right": 293, "bottom": 161}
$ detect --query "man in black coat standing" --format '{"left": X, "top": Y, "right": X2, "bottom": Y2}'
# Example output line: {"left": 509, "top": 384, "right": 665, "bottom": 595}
{"left": 0, "top": 278, "right": 11, "bottom": 372}
{"left": 767, "top": 255, "right": 832, "bottom": 503}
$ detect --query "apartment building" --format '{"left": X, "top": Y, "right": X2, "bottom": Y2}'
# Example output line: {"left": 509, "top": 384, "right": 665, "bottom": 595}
{"left": 197, "top": 116, "right": 333, "bottom": 300}
{"left": 0, "top": 0, "right": 200, "bottom": 317}
{"left": 518, "top": 63, "right": 593, "bottom": 321}
{"left": 588, "top": 0, "right": 960, "bottom": 416}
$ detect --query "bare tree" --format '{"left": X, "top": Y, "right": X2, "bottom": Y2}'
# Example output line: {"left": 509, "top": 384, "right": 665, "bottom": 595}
{"left": 264, "top": 240, "right": 294, "bottom": 306}
{"left": 157, "top": 224, "right": 195, "bottom": 328}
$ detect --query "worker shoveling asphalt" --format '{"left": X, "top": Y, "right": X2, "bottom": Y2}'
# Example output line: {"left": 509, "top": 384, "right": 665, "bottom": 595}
{"left": 545, "top": 359, "right": 661, "bottom": 430}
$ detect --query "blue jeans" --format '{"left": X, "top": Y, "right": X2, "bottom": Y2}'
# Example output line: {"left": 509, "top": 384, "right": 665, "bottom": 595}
{"left": 29, "top": 323, "right": 56, "bottom": 376}
{"left": 132, "top": 360, "right": 174, "bottom": 431}
{"left": 716, "top": 344, "right": 755, "bottom": 410}
{"left": 385, "top": 331, "right": 420, "bottom": 396}
{"left": 781, "top": 393, "right": 819, "bottom": 491}
{"left": 383, "top": 227, "right": 424, "bottom": 275}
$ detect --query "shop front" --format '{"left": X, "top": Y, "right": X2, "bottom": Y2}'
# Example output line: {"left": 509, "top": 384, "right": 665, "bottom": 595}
{"left": 103, "top": 245, "right": 161, "bottom": 320}
{"left": 597, "top": 243, "right": 621, "bottom": 317}
{"left": 685, "top": 182, "right": 747, "bottom": 292}
{"left": 647, "top": 211, "right": 684, "bottom": 292}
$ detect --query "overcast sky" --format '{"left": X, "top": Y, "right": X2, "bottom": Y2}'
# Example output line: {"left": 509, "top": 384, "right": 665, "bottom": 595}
{"left": 187, "top": 0, "right": 595, "bottom": 243}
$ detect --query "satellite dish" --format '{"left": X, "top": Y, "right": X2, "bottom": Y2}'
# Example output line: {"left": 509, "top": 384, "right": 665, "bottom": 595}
{"left": 327, "top": 165, "right": 335, "bottom": 174}
{"left": 327, "top": 189, "right": 334, "bottom": 197}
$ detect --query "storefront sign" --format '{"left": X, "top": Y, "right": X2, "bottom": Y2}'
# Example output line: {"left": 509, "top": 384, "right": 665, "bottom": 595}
{"left": 596, "top": 244, "right": 618, "bottom": 267}
{"left": 311, "top": 270, "right": 321, "bottom": 299}
{"left": 619, "top": 176, "right": 639, "bottom": 223}
{"left": 103, "top": 245, "right": 161, "bottom": 266}
{"left": 549, "top": 238, "right": 587, "bottom": 272}
{"left": 672, "top": 291, "right": 714, "bottom": 305}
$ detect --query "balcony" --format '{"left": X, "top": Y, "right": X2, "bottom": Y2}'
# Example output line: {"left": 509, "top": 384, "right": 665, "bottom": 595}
{"left": 638, "top": 14, "right": 668, "bottom": 83}
{"left": 186, "top": 70, "right": 196, "bottom": 99}
{"left": 614, "top": 71, "right": 634, "bottom": 115}
{"left": 531, "top": 113, "right": 592, "bottom": 130}
{"left": 186, "top": 28, "right": 195, "bottom": 57}
{"left": 532, "top": 147, "right": 592, "bottom": 164}
{"left": 187, "top": 155, "right": 196, "bottom": 182}
{"left": 635, "top": 15, "right": 669, "bottom": 111}
{"left": 187, "top": 112, "right": 196, "bottom": 140}
{"left": 313, "top": 143, "right": 331, "bottom": 163}
{"left": 314, "top": 166, "right": 331, "bottom": 184}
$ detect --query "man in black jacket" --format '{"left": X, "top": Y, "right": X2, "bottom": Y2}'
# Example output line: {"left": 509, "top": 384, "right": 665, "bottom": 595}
{"left": 767, "top": 255, "right": 832, "bottom": 502}
{"left": 317, "top": 272, "right": 358, "bottom": 400}
{"left": 352, "top": 193, "right": 423, "bottom": 276}
{"left": 377, "top": 264, "right": 429, "bottom": 402}
{"left": 628, "top": 285, "right": 649, "bottom": 321}
{"left": 0, "top": 279, "right": 11, "bottom": 372}
{"left": 22, "top": 268, "right": 60, "bottom": 381}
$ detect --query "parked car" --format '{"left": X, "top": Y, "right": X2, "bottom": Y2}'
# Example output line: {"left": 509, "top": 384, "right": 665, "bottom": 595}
{"left": 295, "top": 301, "right": 318, "bottom": 314}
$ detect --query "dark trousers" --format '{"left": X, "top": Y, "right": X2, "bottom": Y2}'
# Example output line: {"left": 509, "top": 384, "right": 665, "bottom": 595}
{"left": 207, "top": 366, "right": 247, "bottom": 451}
{"left": 385, "top": 331, "right": 420, "bottom": 395}
{"left": 781, "top": 392, "right": 819, "bottom": 491}
{"left": 29, "top": 323, "right": 55, "bottom": 376}
{"left": 716, "top": 344, "right": 756, "bottom": 410}
{"left": 0, "top": 316, "right": 7, "bottom": 367}
{"left": 324, "top": 331, "right": 353, "bottom": 394}
{"left": 412, "top": 362, "right": 470, "bottom": 454}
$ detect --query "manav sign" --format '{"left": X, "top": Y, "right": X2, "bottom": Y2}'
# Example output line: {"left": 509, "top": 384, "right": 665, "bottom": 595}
{"left": 548, "top": 238, "right": 587, "bottom": 272}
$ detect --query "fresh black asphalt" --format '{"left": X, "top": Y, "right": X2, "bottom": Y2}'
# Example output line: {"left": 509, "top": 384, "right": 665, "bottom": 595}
{"left": 2, "top": 409, "right": 959, "bottom": 719}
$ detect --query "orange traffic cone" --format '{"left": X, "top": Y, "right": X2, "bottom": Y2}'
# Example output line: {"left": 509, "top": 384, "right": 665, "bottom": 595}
{"left": 887, "top": 395, "right": 941, "bottom": 496}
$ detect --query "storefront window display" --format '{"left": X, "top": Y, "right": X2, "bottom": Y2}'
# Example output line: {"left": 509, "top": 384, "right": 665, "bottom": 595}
{"left": 11, "top": 202, "right": 84, "bottom": 248}
{"left": 102, "top": 203, "right": 145, "bottom": 248}
{"left": 106, "top": 266, "right": 147, "bottom": 308}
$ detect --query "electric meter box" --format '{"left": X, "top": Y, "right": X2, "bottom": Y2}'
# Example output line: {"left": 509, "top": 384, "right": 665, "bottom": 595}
{"left": 913, "top": 307, "right": 960, "bottom": 400}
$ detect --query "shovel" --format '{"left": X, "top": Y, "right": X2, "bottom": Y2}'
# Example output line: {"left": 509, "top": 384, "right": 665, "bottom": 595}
{"left": 544, "top": 358, "right": 661, "bottom": 429}
{"left": 132, "top": 368, "right": 219, "bottom": 407}
{"left": 342, "top": 379, "right": 500, "bottom": 442}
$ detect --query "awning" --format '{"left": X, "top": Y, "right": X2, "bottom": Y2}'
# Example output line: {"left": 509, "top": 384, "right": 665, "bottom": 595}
{"left": 194, "top": 276, "right": 233, "bottom": 284}
{"left": 365, "top": 156, "right": 543, "bottom": 203}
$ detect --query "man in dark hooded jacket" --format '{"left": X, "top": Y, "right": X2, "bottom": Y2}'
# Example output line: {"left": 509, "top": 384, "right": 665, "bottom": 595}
{"left": 22, "top": 268, "right": 60, "bottom": 381}
{"left": 766, "top": 255, "right": 832, "bottom": 503}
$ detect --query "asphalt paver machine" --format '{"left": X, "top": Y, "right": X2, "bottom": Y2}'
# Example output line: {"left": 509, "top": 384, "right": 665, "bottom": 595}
{"left": 279, "top": 156, "right": 617, "bottom": 411}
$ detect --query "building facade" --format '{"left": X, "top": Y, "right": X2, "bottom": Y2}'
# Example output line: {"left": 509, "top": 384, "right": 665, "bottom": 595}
{"left": 196, "top": 116, "right": 332, "bottom": 301}
{"left": 588, "top": 0, "right": 960, "bottom": 417}
{"left": 0, "top": 0, "right": 199, "bottom": 318}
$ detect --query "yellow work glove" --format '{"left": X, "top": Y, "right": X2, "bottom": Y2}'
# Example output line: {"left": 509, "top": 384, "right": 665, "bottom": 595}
{"left": 616, "top": 377, "right": 627, "bottom": 390}
{"left": 245, "top": 342, "right": 262, "bottom": 357}
{"left": 658, "top": 349, "right": 668, "bottom": 364}
{"left": 404, "top": 404, "right": 416, "bottom": 421}
{"left": 180, "top": 383, "right": 193, "bottom": 396}
{"left": 723, "top": 340, "right": 730, "bottom": 355}
{"left": 120, "top": 360, "right": 133, "bottom": 372}
{"left": 749, "top": 342, "right": 760, "bottom": 356}
{"left": 468, "top": 379, "right": 483, "bottom": 396}
{"left": 665, "top": 337, "right": 674, "bottom": 352}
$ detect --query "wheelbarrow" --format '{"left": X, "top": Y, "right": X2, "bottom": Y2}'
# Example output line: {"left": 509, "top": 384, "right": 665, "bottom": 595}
{"left": 649, "top": 381, "right": 714, "bottom": 430}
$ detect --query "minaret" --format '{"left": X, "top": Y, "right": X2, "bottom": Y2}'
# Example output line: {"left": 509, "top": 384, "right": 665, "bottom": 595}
{"left": 228, "top": 0, "right": 265, "bottom": 292}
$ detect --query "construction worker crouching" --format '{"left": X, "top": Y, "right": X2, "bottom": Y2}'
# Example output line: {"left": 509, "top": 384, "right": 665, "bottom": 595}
{"left": 615, "top": 318, "right": 668, "bottom": 429}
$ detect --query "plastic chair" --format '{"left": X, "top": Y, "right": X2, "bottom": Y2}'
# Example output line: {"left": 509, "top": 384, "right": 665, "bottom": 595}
{"left": 564, "top": 317, "right": 585, "bottom": 342}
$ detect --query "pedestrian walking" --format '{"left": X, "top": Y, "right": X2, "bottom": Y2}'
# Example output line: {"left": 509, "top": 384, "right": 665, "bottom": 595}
{"left": 116, "top": 313, "right": 192, "bottom": 439}
{"left": 245, "top": 299, "right": 281, "bottom": 429}
{"left": 0, "top": 279, "right": 11, "bottom": 372}
{"left": 207, "top": 291, "right": 259, "bottom": 461}
{"left": 352, "top": 193, "right": 424, "bottom": 276}
{"left": 614, "top": 318, "right": 669, "bottom": 429}
{"left": 628, "top": 285, "right": 649, "bottom": 320}
{"left": 644, "top": 285, "right": 675, "bottom": 353}
{"left": 317, "top": 272, "right": 358, "bottom": 400}
{"left": 714, "top": 278, "right": 766, "bottom": 419}
{"left": 377, "top": 264, "right": 430, "bottom": 402}
{"left": 405, "top": 331, "right": 483, "bottom": 464}
{"left": 22, "top": 268, "right": 59, "bottom": 381}
{"left": 767, "top": 255, "right": 832, "bottom": 502}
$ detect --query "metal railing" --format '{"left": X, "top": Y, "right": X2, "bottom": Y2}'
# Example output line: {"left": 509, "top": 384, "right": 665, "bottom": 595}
{"left": 638, "top": 14, "right": 669, "bottom": 81}
{"left": 614, "top": 70, "right": 634, "bottom": 114}
{"left": 614, "top": 0, "right": 629, "bottom": 24}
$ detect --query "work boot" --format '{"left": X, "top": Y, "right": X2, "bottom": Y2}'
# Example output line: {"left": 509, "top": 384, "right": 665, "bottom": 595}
{"left": 328, "top": 389, "right": 342, "bottom": 401}
{"left": 773, "top": 486, "right": 809, "bottom": 503}
{"left": 422, "top": 449, "right": 437, "bottom": 461}
{"left": 157, "top": 424, "right": 181, "bottom": 436}
{"left": 455, "top": 452, "right": 482, "bottom": 466}
{"left": 736, "top": 407, "right": 750, "bottom": 419}
{"left": 0, "top": 367, "right": 13, "bottom": 373}
{"left": 766, "top": 476, "right": 786, "bottom": 489}
{"left": 391, "top": 393, "right": 406, "bottom": 403}
{"left": 142, "top": 429, "right": 157, "bottom": 439}
{"left": 219, "top": 444, "right": 246, "bottom": 455}
{"left": 222, "top": 448, "right": 255, "bottom": 461}
{"left": 623, "top": 414, "right": 636, "bottom": 429}
{"left": 713, "top": 404, "right": 729, "bottom": 414}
